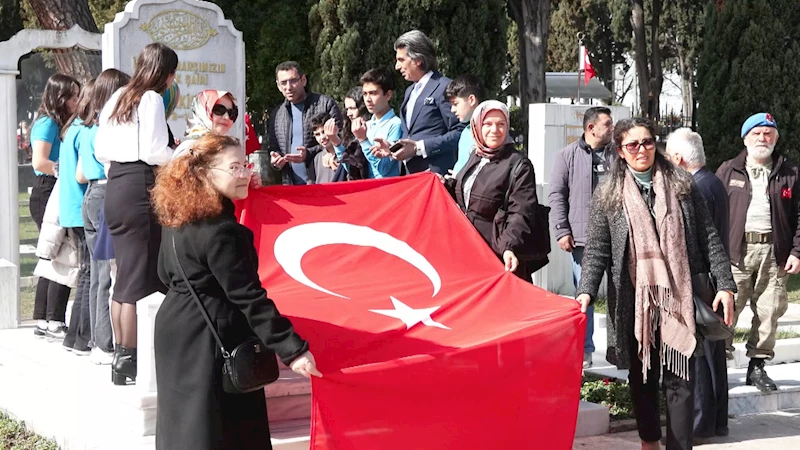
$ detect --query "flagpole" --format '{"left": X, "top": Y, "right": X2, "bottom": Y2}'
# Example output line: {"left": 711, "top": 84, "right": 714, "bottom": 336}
{"left": 577, "top": 32, "right": 584, "bottom": 104}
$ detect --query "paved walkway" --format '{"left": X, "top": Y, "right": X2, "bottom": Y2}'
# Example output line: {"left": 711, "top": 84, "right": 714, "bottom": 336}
{"left": 573, "top": 409, "right": 800, "bottom": 449}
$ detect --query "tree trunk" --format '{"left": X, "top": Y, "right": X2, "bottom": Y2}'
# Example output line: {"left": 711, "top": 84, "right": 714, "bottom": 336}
{"left": 648, "top": 0, "right": 663, "bottom": 120}
{"left": 677, "top": 45, "right": 694, "bottom": 124}
{"left": 27, "top": 0, "right": 100, "bottom": 81}
{"left": 630, "top": 0, "right": 649, "bottom": 117}
{"left": 509, "top": 0, "right": 550, "bottom": 145}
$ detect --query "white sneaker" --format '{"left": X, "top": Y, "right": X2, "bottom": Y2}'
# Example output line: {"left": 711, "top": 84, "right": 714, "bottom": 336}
{"left": 90, "top": 348, "right": 114, "bottom": 365}
{"left": 582, "top": 352, "right": 593, "bottom": 369}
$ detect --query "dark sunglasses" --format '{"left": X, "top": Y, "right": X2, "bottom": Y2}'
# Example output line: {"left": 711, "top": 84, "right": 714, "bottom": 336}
{"left": 211, "top": 104, "right": 238, "bottom": 122}
{"left": 619, "top": 137, "right": 656, "bottom": 154}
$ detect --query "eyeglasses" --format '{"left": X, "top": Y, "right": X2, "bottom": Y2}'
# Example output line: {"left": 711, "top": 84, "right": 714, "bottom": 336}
{"left": 211, "top": 104, "right": 238, "bottom": 122}
{"left": 277, "top": 77, "right": 301, "bottom": 88}
{"left": 619, "top": 137, "right": 656, "bottom": 154}
{"left": 210, "top": 163, "right": 253, "bottom": 179}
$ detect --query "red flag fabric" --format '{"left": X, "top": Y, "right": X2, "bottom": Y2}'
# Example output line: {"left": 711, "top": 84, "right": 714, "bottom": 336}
{"left": 580, "top": 45, "right": 597, "bottom": 86}
{"left": 239, "top": 174, "right": 585, "bottom": 450}
{"left": 244, "top": 113, "right": 261, "bottom": 155}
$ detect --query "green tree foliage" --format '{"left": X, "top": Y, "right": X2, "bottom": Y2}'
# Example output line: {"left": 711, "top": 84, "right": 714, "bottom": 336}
{"left": 0, "top": 0, "right": 24, "bottom": 41}
{"left": 309, "top": 0, "right": 508, "bottom": 107}
{"left": 547, "top": 0, "right": 630, "bottom": 95}
{"left": 89, "top": 0, "right": 127, "bottom": 29}
{"left": 210, "top": 0, "right": 315, "bottom": 115}
{"left": 697, "top": 0, "right": 800, "bottom": 168}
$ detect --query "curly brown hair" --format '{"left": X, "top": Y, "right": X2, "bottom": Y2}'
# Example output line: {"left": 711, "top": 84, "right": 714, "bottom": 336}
{"left": 152, "top": 134, "right": 241, "bottom": 228}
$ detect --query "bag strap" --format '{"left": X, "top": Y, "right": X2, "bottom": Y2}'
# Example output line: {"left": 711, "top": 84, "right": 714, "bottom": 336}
{"left": 501, "top": 158, "right": 527, "bottom": 213}
{"left": 171, "top": 235, "right": 230, "bottom": 359}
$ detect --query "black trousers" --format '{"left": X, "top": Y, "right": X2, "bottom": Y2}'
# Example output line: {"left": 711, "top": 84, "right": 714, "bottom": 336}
{"left": 30, "top": 175, "right": 71, "bottom": 322}
{"left": 693, "top": 338, "right": 728, "bottom": 438}
{"left": 628, "top": 331, "right": 695, "bottom": 450}
{"left": 63, "top": 228, "right": 91, "bottom": 350}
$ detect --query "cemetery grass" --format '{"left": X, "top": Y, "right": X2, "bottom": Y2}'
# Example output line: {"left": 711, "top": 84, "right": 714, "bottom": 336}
{"left": 20, "top": 286, "right": 35, "bottom": 321}
{"left": 0, "top": 411, "right": 58, "bottom": 450}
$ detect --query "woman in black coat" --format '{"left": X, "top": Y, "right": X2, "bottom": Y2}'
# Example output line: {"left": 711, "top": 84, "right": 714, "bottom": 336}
{"left": 151, "top": 133, "right": 321, "bottom": 450}
{"left": 443, "top": 100, "right": 541, "bottom": 281}
{"left": 576, "top": 118, "right": 735, "bottom": 450}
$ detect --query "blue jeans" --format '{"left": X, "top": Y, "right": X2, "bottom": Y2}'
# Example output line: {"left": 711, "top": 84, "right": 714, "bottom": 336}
{"left": 572, "top": 246, "right": 595, "bottom": 353}
{"left": 83, "top": 182, "right": 114, "bottom": 353}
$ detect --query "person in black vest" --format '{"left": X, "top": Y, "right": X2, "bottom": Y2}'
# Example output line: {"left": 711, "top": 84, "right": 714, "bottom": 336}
{"left": 666, "top": 127, "right": 731, "bottom": 442}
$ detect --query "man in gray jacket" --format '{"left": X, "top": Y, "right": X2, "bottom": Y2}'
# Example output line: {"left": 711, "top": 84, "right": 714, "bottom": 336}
{"left": 548, "top": 107, "right": 614, "bottom": 368}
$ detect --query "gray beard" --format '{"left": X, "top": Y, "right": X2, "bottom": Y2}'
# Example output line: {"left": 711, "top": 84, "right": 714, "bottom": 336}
{"left": 747, "top": 144, "right": 775, "bottom": 161}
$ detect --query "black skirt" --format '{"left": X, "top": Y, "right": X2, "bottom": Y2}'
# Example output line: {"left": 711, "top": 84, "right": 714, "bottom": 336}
{"left": 104, "top": 161, "right": 166, "bottom": 303}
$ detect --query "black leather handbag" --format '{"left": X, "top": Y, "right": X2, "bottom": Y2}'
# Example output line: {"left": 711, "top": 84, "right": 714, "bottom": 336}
{"left": 171, "top": 236, "right": 280, "bottom": 394}
{"left": 692, "top": 273, "right": 734, "bottom": 342}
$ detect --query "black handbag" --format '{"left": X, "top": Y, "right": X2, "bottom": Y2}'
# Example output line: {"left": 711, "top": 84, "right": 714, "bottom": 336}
{"left": 171, "top": 236, "right": 280, "bottom": 394}
{"left": 691, "top": 273, "right": 734, "bottom": 342}
{"left": 494, "top": 157, "right": 551, "bottom": 265}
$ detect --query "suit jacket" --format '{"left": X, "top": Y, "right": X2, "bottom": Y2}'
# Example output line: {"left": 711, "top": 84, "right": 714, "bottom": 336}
{"left": 693, "top": 167, "right": 731, "bottom": 256}
{"left": 400, "top": 71, "right": 465, "bottom": 175}
{"left": 267, "top": 92, "right": 342, "bottom": 185}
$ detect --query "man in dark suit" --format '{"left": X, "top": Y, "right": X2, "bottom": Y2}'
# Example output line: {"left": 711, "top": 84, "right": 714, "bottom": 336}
{"left": 666, "top": 127, "right": 730, "bottom": 442}
{"left": 388, "top": 30, "right": 465, "bottom": 175}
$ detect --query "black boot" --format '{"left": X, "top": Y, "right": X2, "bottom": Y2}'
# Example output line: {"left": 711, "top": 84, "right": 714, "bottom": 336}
{"left": 111, "top": 343, "right": 121, "bottom": 368}
{"left": 746, "top": 358, "right": 777, "bottom": 392}
{"left": 111, "top": 345, "right": 137, "bottom": 386}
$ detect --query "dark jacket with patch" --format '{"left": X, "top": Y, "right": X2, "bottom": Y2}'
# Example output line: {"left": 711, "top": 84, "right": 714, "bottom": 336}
{"left": 715, "top": 151, "right": 800, "bottom": 267}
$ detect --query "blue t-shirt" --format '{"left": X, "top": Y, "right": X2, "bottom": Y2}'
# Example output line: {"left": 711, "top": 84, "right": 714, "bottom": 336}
{"left": 78, "top": 125, "right": 106, "bottom": 181}
{"left": 58, "top": 119, "right": 88, "bottom": 228}
{"left": 30, "top": 116, "right": 61, "bottom": 176}
{"left": 452, "top": 124, "right": 474, "bottom": 175}
{"left": 289, "top": 103, "right": 308, "bottom": 184}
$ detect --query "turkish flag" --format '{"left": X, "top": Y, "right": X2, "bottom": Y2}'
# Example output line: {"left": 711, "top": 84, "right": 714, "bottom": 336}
{"left": 239, "top": 174, "right": 585, "bottom": 449}
{"left": 244, "top": 113, "right": 261, "bottom": 155}
{"left": 580, "top": 45, "right": 596, "bottom": 86}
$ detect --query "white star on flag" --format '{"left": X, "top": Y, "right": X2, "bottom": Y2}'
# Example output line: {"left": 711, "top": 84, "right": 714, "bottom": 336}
{"left": 369, "top": 297, "right": 450, "bottom": 330}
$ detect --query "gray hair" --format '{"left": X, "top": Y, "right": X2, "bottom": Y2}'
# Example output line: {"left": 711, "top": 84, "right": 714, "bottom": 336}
{"left": 667, "top": 128, "right": 706, "bottom": 167}
{"left": 394, "top": 30, "right": 437, "bottom": 72}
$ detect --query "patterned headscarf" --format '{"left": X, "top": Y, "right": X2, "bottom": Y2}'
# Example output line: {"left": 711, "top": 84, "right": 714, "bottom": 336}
{"left": 183, "top": 90, "right": 236, "bottom": 141}
{"left": 470, "top": 100, "right": 511, "bottom": 159}
{"left": 162, "top": 81, "right": 180, "bottom": 119}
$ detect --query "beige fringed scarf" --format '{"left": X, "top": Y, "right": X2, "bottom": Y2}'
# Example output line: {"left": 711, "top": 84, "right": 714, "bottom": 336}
{"left": 622, "top": 167, "right": 696, "bottom": 382}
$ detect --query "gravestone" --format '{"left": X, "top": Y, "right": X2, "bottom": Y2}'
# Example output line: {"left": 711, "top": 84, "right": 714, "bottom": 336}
{"left": 528, "top": 104, "right": 631, "bottom": 296}
{"left": 103, "top": 0, "right": 245, "bottom": 141}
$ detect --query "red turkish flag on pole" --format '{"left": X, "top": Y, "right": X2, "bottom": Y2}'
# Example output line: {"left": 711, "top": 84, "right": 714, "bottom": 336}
{"left": 580, "top": 45, "right": 596, "bottom": 86}
{"left": 239, "top": 174, "right": 585, "bottom": 449}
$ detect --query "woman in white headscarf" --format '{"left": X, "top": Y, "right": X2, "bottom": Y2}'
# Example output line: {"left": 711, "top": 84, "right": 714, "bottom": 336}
{"left": 443, "top": 100, "right": 541, "bottom": 282}
{"left": 173, "top": 90, "right": 239, "bottom": 159}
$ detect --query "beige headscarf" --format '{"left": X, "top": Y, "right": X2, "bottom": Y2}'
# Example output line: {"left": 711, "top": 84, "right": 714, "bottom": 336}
{"left": 183, "top": 89, "right": 236, "bottom": 141}
{"left": 470, "top": 100, "right": 512, "bottom": 159}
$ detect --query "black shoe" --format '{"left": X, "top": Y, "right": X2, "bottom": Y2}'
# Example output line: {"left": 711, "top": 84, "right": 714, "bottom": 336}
{"left": 746, "top": 359, "right": 778, "bottom": 392}
{"left": 111, "top": 345, "right": 137, "bottom": 386}
{"left": 33, "top": 326, "right": 46, "bottom": 338}
{"left": 715, "top": 427, "right": 729, "bottom": 437}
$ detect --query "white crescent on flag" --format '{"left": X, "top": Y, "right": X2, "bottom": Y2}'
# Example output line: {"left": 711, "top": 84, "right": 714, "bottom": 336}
{"left": 273, "top": 222, "right": 442, "bottom": 299}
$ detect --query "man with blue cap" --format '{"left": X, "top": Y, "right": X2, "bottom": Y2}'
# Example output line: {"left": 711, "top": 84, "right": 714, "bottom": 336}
{"left": 716, "top": 112, "right": 800, "bottom": 392}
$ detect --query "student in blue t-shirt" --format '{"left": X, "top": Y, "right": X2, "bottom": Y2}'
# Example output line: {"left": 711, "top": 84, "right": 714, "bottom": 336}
{"left": 29, "top": 73, "right": 80, "bottom": 341}
{"left": 338, "top": 67, "right": 402, "bottom": 178}
{"left": 444, "top": 74, "right": 485, "bottom": 175}
{"left": 78, "top": 69, "right": 130, "bottom": 364}
{"left": 58, "top": 79, "right": 96, "bottom": 356}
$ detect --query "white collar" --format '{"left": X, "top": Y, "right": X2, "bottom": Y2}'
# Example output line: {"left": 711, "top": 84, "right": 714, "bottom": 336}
{"left": 415, "top": 71, "right": 434, "bottom": 90}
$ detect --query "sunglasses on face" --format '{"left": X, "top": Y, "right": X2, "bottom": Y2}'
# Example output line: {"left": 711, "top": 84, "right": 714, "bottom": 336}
{"left": 619, "top": 137, "right": 656, "bottom": 154}
{"left": 211, "top": 104, "right": 238, "bottom": 122}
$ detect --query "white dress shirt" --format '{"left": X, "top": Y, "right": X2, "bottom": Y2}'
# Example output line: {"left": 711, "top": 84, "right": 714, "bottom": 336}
{"left": 405, "top": 71, "right": 434, "bottom": 158}
{"left": 95, "top": 89, "right": 173, "bottom": 166}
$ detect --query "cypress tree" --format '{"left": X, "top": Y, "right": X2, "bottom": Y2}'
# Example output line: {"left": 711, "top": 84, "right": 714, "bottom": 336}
{"left": 697, "top": 0, "right": 800, "bottom": 168}
{"left": 309, "top": 0, "right": 508, "bottom": 106}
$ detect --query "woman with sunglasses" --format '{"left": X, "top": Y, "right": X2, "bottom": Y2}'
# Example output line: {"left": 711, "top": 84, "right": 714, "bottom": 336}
{"left": 576, "top": 117, "right": 736, "bottom": 450}
{"left": 151, "top": 133, "right": 320, "bottom": 450}
{"left": 173, "top": 90, "right": 260, "bottom": 191}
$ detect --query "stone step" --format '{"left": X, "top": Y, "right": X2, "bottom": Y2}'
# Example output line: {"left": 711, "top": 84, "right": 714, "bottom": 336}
{"left": 265, "top": 369, "right": 312, "bottom": 423}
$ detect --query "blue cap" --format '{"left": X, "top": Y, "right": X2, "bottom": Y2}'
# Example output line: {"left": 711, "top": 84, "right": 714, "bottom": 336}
{"left": 741, "top": 113, "right": 777, "bottom": 138}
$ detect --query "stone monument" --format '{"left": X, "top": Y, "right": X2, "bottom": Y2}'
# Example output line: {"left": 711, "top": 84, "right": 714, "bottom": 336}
{"left": 102, "top": 0, "right": 245, "bottom": 141}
